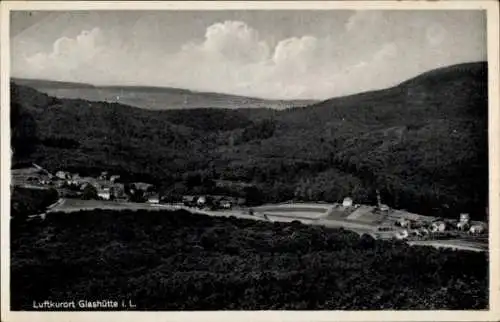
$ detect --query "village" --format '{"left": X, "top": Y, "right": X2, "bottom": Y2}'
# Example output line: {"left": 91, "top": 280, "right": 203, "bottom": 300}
{"left": 11, "top": 164, "right": 488, "bottom": 251}
{"left": 12, "top": 164, "right": 246, "bottom": 210}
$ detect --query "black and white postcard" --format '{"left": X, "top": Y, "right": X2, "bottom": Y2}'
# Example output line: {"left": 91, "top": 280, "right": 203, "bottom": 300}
{"left": 1, "top": 1, "right": 499, "bottom": 322}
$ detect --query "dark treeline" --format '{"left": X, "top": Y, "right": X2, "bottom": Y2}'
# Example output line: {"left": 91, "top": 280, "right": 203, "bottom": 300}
{"left": 10, "top": 62, "right": 488, "bottom": 220}
{"left": 10, "top": 187, "right": 59, "bottom": 220}
{"left": 11, "top": 209, "right": 488, "bottom": 310}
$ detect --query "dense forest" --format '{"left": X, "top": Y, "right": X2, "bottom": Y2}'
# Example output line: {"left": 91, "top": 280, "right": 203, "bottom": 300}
{"left": 10, "top": 62, "right": 488, "bottom": 220}
{"left": 10, "top": 187, "right": 59, "bottom": 220}
{"left": 10, "top": 209, "right": 488, "bottom": 310}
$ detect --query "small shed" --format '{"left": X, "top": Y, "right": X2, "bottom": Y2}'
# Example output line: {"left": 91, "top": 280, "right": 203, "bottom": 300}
{"left": 379, "top": 204, "right": 390, "bottom": 212}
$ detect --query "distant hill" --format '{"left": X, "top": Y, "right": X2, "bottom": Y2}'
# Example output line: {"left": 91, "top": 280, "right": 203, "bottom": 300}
{"left": 11, "top": 78, "right": 316, "bottom": 110}
{"left": 10, "top": 61, "right": 488, "bottom": 220}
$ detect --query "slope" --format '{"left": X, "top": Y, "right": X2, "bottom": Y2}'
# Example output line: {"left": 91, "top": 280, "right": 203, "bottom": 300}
{"left": 11, "top": 78, "right": 316, "bottom": 110}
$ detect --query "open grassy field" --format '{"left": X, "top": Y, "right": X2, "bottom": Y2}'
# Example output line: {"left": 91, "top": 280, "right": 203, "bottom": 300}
{"left": 252, "top": 203, "right": 331, "bottom": 220}
{"left": 48, "top": 198, "right": 173, "bottom": 213}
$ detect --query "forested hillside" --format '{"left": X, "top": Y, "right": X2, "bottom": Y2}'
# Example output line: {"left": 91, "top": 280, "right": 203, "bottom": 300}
{"left": 10, "top": 210, "right": 488, "bottom": 310}
{"left": 11, "top": 78, "right": 315, "bottom": 110}
{"left": 10, "top": 62, "right": 488, "bottom": 220}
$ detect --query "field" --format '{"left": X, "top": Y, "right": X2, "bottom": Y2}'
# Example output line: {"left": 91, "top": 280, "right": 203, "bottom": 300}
{"left": 48, "top": 198, "right": 173, "bottom": 213}
{"left": 252, "top": 203, "right": 331, "bottom": 220}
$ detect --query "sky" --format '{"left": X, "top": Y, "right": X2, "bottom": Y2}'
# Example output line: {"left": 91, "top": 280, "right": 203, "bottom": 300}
{"left": 10, "top": 10, "right": 486, "bottom": 100}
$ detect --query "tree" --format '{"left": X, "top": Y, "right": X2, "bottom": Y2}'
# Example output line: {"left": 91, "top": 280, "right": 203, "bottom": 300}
{"left": 244, "top": 186, "right": 263, "bottom": 206}
{"left": 82, "top": 184, "right": 98, "bottom": 200}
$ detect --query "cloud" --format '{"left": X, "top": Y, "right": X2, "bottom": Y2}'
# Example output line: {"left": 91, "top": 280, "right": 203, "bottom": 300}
{"left": 345, "top": 11, "right": 385, "bottom": 33}
{"left": 16, "top": 16, "right": 485, "bottom": 100}
{"left": 22, "top": 27, "right": 105, "bottom": 78}
{"left": 426, "top": 23, "right": 448, "bottom": 46}
{"left": 200, "top": 20, "right": 271, "bottom": 63}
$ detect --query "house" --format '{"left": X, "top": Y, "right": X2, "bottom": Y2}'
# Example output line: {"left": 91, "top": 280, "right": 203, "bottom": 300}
{"left": 98, "top": 187, "right": 111, "bottom": 200}
{"left": 182, "top": 195, "right": 197, "bottom": 206}
{"left": 379, "top": 204, "right": 390, "bottom": 212}
{"left": 431, "top": 221, "right": 446, "bottom": 232}
{"left": 66, "top": 178, "right": 80, "bottom": 186}
{"left": 398, "top": 218, "right": 410, "bottom": 228}
{"left": 220, "top": 200, "right": 232, "bottom": 209}
{"left": 197, "top": 196, "right": 207, "bottom": 207}
{"left": 133, "top": 182, "right": 154, "bottom": 191}
{"left": 111, "top": 183, "right": 127, "bottom": 201}
{"left": 342, "top": 197, "right": 353, "bottom": 207}
{"left": 55, "top": 171, "right": 69, "bottom": 180}
{"left": 147, "top": 194, "right": 160, "bottom": 204}
{"left": 98, "top": 171, "right": 109, "bottom": 180}
{"left": 459, "top": 213, "right": 471, "bottom": 224}
{"left": 469, "top": 224, "right": 486, "bottom": 235}
{"left": 395, "top": 230, "right": 409, "bottom": 240}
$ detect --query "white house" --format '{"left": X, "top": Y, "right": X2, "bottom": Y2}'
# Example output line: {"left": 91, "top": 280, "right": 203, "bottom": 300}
{"left": 98, "top": 188, "right": 111, "bottom": 200}
{"left": 469, "top": 224, "right": 485, "bottom": 235}
{"left": 197, "top": 196, "right": 207, "bottom": 207}
{"left": 55, "top": 171, "right": 69, "bottom": 180}
{"left": 147, "top": 195, "right": 160, "bottom": 204}
{"left": 395, "top": 230, "right": 409, "bottom": 240}
{"left": 431, "top": 221, "right": 446, "bottom": 232}
{"left": 220, "top": 200, "right": 232, "bottom": 209}
{"left": 342, "top": 197, "right": 353, "bottom": 207}
{"left": 459, "top": 213, "right": 470, "bottom": 224}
